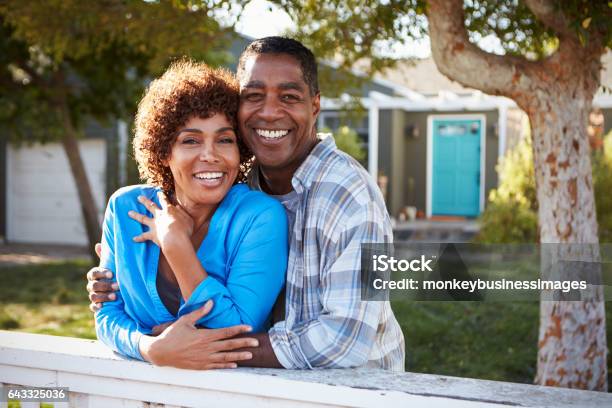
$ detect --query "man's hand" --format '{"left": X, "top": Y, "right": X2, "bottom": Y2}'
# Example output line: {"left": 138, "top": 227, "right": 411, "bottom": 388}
{"left": 86, "top": 243, "right": 118, "bottom": 313}
{"left": 139, "top": 300, "right": 259, "bottom": 369}
{"left": 150, "top": 321, "right": 174, "bottom": 336}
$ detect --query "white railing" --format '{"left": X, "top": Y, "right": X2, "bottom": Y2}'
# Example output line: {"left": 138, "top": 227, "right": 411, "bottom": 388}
{"left": 1, "top": 331, "right": 610, "bottom": 408}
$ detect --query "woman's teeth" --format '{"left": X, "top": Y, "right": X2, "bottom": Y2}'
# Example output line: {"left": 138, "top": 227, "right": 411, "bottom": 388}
{"left": 194, "top": 172, "right": 223, "bottom": 180}
{"left": 256, "top": 129, "right": 289, "bottom": 139}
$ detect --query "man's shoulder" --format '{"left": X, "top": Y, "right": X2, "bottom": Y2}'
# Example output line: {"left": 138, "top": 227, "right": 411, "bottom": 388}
{"left": 308, "top": 149, "right": 382, "bottom": 208}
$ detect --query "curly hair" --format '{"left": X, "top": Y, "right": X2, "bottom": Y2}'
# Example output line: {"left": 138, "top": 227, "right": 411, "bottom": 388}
{"left": 133, "top": 60, "right": 252, "bottom": 194}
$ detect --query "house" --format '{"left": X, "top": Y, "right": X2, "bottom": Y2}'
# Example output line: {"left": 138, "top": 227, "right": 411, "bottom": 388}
{"left": 321, "top": 53, "right": 612, "bottom": 219}
{"left": 1, "top": 40, "right": 611, "bottom": 245}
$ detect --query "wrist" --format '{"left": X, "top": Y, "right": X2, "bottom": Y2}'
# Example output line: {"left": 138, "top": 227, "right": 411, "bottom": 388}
{"left": 160, "top": 233, "right": 191, "bottom": 254}
{"left": 138, "top": 335, "right": 158, "bottom": 364}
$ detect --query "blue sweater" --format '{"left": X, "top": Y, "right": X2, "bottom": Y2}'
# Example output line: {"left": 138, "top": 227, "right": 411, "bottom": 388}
{"left": 95, "top": 184, "right": 288, "bottom": 360}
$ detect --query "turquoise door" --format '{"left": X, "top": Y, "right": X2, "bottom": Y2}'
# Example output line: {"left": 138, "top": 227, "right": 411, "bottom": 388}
{"left": 431, "top": 118, "right": 482, "bottom": 217}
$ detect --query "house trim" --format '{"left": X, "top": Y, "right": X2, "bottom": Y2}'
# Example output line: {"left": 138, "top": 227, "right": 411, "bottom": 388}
{"left": 426, "top": 114, "right": 487, "bottom": 218}
{"left": 368, "top": 104, "right": 379, "bottom": 180}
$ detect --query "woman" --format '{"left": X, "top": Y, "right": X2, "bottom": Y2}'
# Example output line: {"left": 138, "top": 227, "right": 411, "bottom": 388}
{"left": 95, "top": 60, "right": 288, "bottom": 364}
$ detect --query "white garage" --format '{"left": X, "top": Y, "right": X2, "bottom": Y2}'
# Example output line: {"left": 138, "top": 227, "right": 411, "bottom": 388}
{"left": 6, "top": 140, "right": 107, "bottom": 245}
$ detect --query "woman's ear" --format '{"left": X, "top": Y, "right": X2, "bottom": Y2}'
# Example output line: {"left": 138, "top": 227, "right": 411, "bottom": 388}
{"left": 161, "top": 154, "right": 170, "bottom": 167}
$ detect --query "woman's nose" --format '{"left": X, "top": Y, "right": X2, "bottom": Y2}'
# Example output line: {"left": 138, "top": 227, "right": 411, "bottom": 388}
{"left": 199, "top": 142, "right": 220, "bottom": 162}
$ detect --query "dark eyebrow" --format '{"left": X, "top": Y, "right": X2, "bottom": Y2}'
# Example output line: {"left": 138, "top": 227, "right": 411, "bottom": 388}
{"left": 243, "top": 80, "right": 265, "bottom": 89}
{"left": 215, "top": 127, "right": 235, "bottom": 134}
{"left": 242, "top": 80, "right": 304, "bottom": 92}
{"left": 177, "top": 127, "right": 235, "bottom": 136}
{"left": 177, "top": 128, "right": 202, "bottom": 135}
{"left": 279, "top": 82, "right": 304, "bottom": 92}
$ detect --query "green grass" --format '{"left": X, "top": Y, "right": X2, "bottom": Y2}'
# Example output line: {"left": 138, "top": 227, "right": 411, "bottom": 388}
{"left": 393, "top": 301, "right": 539, "bottom": 383}
{"left": 393, "top": 300, "right": 612, "bottom": 389}
{"left": 1, "top": 260, "right": 610, "bottom": 389}
{"left": 0, "top": 260, "right": 95, "bottom": 338}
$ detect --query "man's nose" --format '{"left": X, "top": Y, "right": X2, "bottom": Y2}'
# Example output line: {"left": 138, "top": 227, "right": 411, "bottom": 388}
{"left": 257, "top": 95, "right": 284, "bottom": 122}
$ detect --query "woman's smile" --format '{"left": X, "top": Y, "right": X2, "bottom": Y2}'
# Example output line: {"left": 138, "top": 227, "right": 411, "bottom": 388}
{"left": 193, "top": 171, "right": 227, "bottom": 187}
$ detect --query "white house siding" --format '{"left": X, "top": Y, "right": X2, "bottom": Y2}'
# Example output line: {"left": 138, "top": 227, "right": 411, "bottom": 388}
{"left": 6, "top": 140, "right": 106, "bottom": 245}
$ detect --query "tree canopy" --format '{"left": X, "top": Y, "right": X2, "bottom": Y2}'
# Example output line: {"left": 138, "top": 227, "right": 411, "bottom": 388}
{"left": 270, "top": 0, "right": 610, "bottom": 83}
{"left": 0, "top": 0, "right": 235, "bottom": 142}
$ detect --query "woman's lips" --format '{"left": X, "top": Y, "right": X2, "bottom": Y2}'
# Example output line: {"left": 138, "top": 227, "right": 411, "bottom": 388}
{"left": 193, "top": 171, "right": 225, "bottom": 187}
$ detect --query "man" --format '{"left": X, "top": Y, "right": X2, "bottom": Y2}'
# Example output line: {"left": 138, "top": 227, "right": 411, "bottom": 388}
{"left": 87, "top": 36, "right": 405, "bottom": 371}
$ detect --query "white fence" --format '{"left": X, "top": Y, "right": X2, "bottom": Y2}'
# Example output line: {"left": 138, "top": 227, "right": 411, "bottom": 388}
{"left": 1, "top": 331, "right": 610, "bottom": 407}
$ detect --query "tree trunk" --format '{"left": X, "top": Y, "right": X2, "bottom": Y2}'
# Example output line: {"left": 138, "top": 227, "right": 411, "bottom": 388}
{"left": 528, "top": 95, "right": 607, "bottom": 390}
{"left": 425, "top": 0, "right": 607, "bottom": 392}
{"left": 59, "top": 106, "right": 102, "bottom": 262}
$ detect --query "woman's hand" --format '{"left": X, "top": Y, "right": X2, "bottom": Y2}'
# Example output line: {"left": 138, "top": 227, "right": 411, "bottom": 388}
{"left": 129, "top": 192, "right": 194, "bottom": 251}
{"left": 139, "top": 300, "right": 258, "bottom": 369}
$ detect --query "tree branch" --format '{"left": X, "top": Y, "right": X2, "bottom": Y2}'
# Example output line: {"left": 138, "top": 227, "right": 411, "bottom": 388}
{"left": 426, "top": 0, "right": 537, "bottom": 100}
{"left": 522, "top": 0, "right": 575, "bottom": 40}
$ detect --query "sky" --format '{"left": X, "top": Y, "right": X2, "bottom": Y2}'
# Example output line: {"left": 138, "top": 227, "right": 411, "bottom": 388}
{"left": 233, "top": 0, "right": 507, "bottom": 59}
{"left": 233, "top": 0, "right": 435, "bottom": 59}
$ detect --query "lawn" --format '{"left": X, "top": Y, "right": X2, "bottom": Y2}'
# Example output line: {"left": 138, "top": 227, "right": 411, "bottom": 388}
{"left": 0, "top": 260, "right": 95, "bottom": 339}
{"left": 1, "top": 260, "right": 610, "bottom": 389}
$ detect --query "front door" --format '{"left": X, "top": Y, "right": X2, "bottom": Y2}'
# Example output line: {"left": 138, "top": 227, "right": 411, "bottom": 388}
{"left": 431, "top": 118, "right": 482, "bottom": 217}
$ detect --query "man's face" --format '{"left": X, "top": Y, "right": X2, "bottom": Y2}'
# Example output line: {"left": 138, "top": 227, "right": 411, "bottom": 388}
{"left": 238, "top": 53, "right": 320, "bottom": 171}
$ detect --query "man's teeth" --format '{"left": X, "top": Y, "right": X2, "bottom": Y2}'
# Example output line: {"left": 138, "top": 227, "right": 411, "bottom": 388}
{"left": 256, "top": 129, "right": 289, "bottom": 139}
{"left": 194, "top": 172, "right": 224, "bottom": 180}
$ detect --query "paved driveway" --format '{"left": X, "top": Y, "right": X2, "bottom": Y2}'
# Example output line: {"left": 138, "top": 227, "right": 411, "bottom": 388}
{"left": 0, "top": 243, "right": 89, "bottom": 267}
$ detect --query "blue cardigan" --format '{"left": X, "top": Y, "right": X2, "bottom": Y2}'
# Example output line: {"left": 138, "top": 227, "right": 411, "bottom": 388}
{"left": 95, "top": 184, "right": 288, "bottom": 360}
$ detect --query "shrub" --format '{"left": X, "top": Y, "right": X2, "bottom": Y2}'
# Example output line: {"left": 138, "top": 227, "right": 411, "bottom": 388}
{"left": 323, "top": 125, "right": 366, "bottom": 162}
{"left": 476, "top": 128, "right": 612, "bottom": 243}
{"left": 593, "top": 132, "right": 612, "bottom": 242}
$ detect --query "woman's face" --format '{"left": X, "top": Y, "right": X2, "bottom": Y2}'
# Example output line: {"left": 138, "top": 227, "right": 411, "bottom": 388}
{"left": 165, "top": 114, "right": 240, "bottom": 210}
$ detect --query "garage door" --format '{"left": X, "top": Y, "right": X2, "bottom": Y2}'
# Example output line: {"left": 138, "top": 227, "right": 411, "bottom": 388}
{"left": 7, "top": 140, "right": 107, "bottom": 245}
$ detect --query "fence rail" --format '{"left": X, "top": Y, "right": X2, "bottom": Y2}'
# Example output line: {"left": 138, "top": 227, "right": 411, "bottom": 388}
{"left": 1, "top": 331, "right": 610, "bottom": 407}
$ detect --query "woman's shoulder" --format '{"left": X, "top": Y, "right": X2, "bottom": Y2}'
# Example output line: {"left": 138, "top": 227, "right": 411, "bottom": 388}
{"left": 223, "top": 184, "right": 286, "bottom": 220}
{"left": 108, "top": 184, "right": 160, "bottom": 208}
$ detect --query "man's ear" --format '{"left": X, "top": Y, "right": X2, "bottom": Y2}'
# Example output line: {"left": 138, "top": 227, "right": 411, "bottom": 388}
{"left": 312, "top": 92, "right": 321, "bottom": 118}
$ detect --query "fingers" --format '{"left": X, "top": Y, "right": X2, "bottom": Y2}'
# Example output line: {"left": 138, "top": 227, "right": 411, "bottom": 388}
{"left": 89, "top": 302, "right": 101, "bottom": 313}
{"left": 128, "top": 210, "right": 153, "bottom": 227}
{"left": 181, "top": 300, "right": 214, "bottom": 326}
{"left": 138, "top": 195, "right": 160, "bottom": 213}
{"left": 86, "top": 267, "right": 113, "bottom": 282}
{"left": 209, "top": 351, "right": 253, "bottom": 363}
{"left": 94, "top": 243, "right": 102, "bottom": 259}
{"left": 201, "top": 363, "right": 238, "bottom": 369}
{"left": 86, "top": 279, "right": 118, "bottom": 294}
{"left": 89, "top": 291, "right": 116, "bottom": 304}
{"left": 132, "top": 232, "right": 153, "bottom": 243}
{"left": 151, "top": 321, "right": 174, "bottom": 336}
{"left": 207, "top": 324, "right": 253, "bottom": 342}
{"left": 211, "top": 337, "right": 259, "bottom": 352}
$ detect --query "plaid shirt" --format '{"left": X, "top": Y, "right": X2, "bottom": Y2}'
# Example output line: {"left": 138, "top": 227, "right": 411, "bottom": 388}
{"left": 249, "top": 135, "right": 405, "bottom": 371}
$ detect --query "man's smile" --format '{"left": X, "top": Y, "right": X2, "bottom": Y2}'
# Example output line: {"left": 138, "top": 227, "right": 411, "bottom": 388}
{"left": 255, "top": 128, "right": 290, "bottom": 140}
